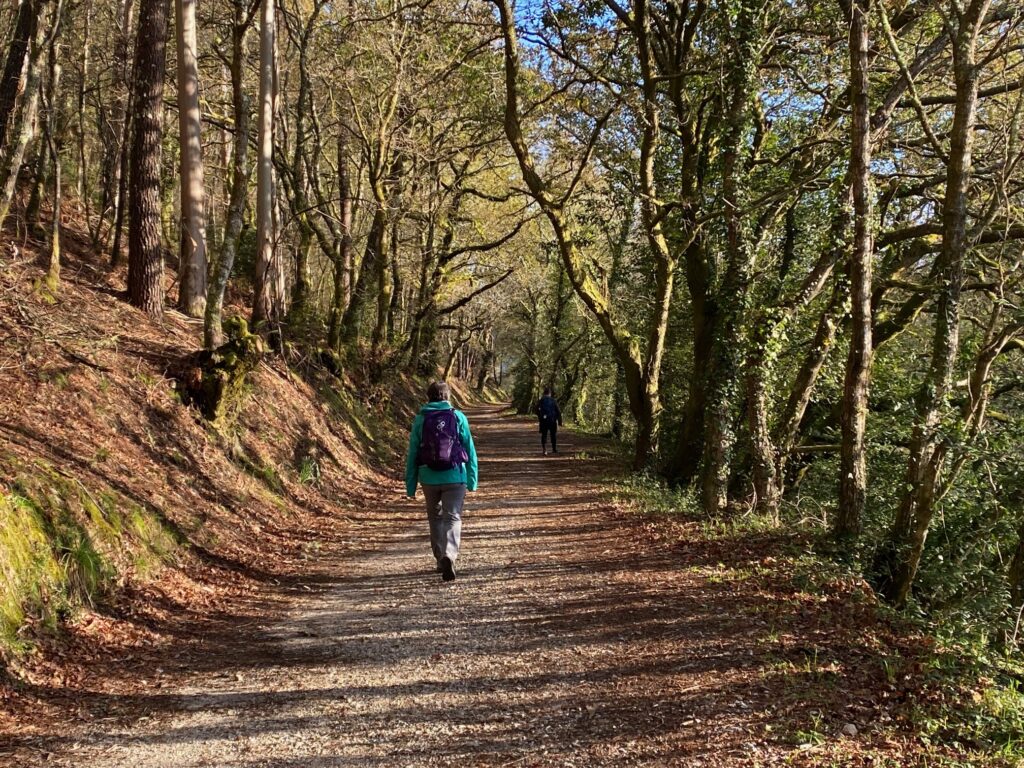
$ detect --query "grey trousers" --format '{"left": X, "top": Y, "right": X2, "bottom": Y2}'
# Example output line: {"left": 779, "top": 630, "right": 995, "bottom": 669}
{"left": 422, "top": 483, "right": 466, "bottom": 562}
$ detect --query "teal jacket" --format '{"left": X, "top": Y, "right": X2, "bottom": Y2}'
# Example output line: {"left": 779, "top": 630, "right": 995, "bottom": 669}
{"left": 405, "top": 401, "right": 478, "bottom": 496}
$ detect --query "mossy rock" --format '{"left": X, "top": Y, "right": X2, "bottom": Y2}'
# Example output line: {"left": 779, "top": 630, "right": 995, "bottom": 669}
{"left": 177, "top": 317, "right": 265, "bottom": 423}
{"left": 318, "top": 348, "right": 344, "bottom": 379}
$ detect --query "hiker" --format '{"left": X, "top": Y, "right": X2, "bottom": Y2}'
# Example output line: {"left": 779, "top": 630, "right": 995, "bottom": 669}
{"left": 405, "top": 381, "right": 478, "bottom": 582}
{"left": 534, "top": 387, "right": 563, "bottom": 456}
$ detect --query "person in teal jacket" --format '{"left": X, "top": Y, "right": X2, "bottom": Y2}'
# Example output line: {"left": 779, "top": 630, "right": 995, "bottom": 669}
{"left": 405, "top": 381, "right": 478, "bottom": 581}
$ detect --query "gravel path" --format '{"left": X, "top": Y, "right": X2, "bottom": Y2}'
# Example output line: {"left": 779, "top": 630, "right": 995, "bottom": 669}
{"left": 34, "top": 406, "right": 789, "bottom": 767}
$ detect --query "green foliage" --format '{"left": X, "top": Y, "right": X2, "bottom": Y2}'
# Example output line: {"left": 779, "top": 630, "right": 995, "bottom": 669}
{"left": 0, "top": 494, "right": 62, "bottom": 649}
{"left": 910, "top": 655, "right": 1024, "bottom": 760}
{"left": 793, "top": 710, "right": 829, "bottom": 748}
{"left": 0, "top": 462, "right": 179, "bottom": 657}
{"left": 612, "top": 472, "right": 703, "bottom": 520}
{"left": 503, "top": 257, "right": 617, "bottom": 430}
{"left": 509, "top": 361, "right": 537, "bottom": 415}
{"left": 298, "top": 455, "right": 322, "bottom": 486}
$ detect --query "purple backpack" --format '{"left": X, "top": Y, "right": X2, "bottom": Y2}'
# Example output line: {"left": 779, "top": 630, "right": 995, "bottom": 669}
{"left": 418, "top": 409, "right": 469, "bottom": 471}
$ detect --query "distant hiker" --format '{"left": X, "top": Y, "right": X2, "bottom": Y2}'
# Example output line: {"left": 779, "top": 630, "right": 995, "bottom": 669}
{"left": 535, "top": 388, "right": 563, "bottom": 456}
{"left": 405, "top": 381, "right": 478, "bottom": 582}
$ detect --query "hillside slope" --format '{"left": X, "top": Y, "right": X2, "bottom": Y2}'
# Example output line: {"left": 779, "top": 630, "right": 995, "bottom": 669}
{"left": 0, "top": 230, "right": 412, "bottom": 735}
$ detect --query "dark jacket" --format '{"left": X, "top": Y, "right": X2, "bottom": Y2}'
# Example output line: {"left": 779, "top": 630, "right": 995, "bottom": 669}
{"left": 535, "top": 395, "right": 563, "bottom": 430}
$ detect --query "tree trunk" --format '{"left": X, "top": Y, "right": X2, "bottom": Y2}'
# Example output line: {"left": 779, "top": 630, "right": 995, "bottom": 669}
{"left": 370, "top": 151, "right": 404, "bottom": 354}
{"left": 476, "top": 345, "right": 495, "bottom": 392}
{"left": 880, "top": 0, "right": 990, "bottom": 606}
{"left": 252, "top": 0, "right": 285, "bottom": 329}
{"left": 327, "top": 124, "right": 354, "bottom": 350}
{"left": 387, "top": 216, "right": 402, "bottom": 342}
{"left": 632, "top": 383, "right": 659, "bottom": 471}
{"left": 161, "top": 140, "right": 177, "bottom": 263}
{"left": 835, "top": 0, "right": 875, "bottom": 541}
{"left": 75, "top": 1, "right": 90, "bottom": 211}
{"left": 611, "top": 362, "right": 626, "bottom": 439}
{"left": 635, "top": 253, "right": 674, "bottom": 470}
{"left": 291, "top": 225, "right": 313, "bottom": 316}
{"left": 205, "top": 4, "right": 251, "bottom": 348}
{"left": 745, "top": 318, "right": 780, "bottom": 517}
{"left": 284, "top": 3, "right": 324, "bottom": 324}
{"left": 700, "top": 0, "right": 760, "bottom": 514}
{"left": 108, "top": 0, "right": 134, "bottom": 263}
{"left": 443, "top": 333, "right": 470, "bottom": 381}
{"left": 0, "top": 0, "right": 52, "bottom": 227}
{"left": 666, "top": 239, "right": 714, "bottom": 483}
{"left": 127, "top": 0, "right": 170, "bottom": 318}
{"left": 110, "top": 106, "right": 132, "bottom": 264}
{"left": 372, "top": 213, "right": 394, "bottom": 353}
{"left": 0, "top": 0, "right": 38, "bottom": 152}
{"left": 25, "top": 129, "right": 49, "bottom": 233}
{"left": 43, "top": 15, "right": 62, "bottom": 290}
{"left": 342, "top": 203, "right": 385, "bottom": 345}
{"left": 773, "top": 281, "right": 844, "bottom": 487}
{"left": 174, "top": 0, "right": 207, "bottom": 317}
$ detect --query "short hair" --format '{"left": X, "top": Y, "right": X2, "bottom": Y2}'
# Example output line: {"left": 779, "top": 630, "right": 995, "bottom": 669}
{"left": 427, "top": 381, "right": 451, "bottom": 402}
{"left": 543, "top": 387, "right": 553, "bottom": 396}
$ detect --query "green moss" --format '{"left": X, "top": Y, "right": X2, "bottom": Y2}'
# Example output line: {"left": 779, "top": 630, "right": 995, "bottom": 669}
{"left": 319, "top": 382, "right": 381, "bottom": 447}
{"left": 178, "top": 316, "right": 265, "bottom": 424}
{"left": 0, "top": 494, "right": 60, "bottom": 648}
{"left": 0, "top": 460, "right": 182, "bottom": 658}
{"left": 236, "top": 451, "right": 285, "bottom": 495}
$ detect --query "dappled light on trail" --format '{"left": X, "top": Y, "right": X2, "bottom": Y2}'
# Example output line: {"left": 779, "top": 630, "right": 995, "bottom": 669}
{"left": 8, "top": 409, "right": 940, "bottom": 767}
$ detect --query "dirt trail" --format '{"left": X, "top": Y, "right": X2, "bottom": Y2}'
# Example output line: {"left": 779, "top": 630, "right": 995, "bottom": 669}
{"left": 27, "top": 406, "right": 800, "bottom": 766}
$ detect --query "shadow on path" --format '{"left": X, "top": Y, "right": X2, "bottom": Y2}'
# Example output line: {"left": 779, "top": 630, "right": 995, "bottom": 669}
{"left": 9, "top": 405, "right": 909, "bottom": 767}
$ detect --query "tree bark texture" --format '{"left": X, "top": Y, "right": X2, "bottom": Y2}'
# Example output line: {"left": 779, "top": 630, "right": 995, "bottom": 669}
{"left": 880, "top": 0, "right": 990, "bottom": 606}
{"left": 0, "top": 0, "right": 52, "bottom": 226}
{"left": 836, "top": 0, "right": 875, "bottom": 540}
{"left": 174, "top": 0, "right": 208, "bottom": 317}
{"left": 700, "top": 0, "right": 760, "bottom": 514}
{"left": 108, "top": 0, "right": 135, "bottom": 264}
{"left": 327, "top": 123, "right": 354, "bottom": 350}
{"left": 127, "top": 0, "right": 170, "bottom": 318}
{"left": 342, "top": 203, "right": 385, "bottom": 344}
{"left": 252, "top": 0, "right": 285, "bottom": 329}
{"left": 205, "top": 3, "right": 251, "bottom": 348}
{"left": 0, "top": 0, "right": 38, "bottom": 152}
{"left": 43, "top": 15, "right": 62, "bottom": 289}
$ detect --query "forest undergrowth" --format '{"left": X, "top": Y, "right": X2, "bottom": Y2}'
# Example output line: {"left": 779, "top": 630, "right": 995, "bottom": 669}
{"left": 613, "top": 471, "right": 1024, "bottom": 764}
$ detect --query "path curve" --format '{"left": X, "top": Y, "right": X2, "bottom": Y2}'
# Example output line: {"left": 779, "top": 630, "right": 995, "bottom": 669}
{"left": 38, "top": 406, "right": 784, "bottom": 767}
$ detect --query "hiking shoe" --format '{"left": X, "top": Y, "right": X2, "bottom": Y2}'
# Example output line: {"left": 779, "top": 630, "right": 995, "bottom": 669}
{"left": 440, "top": 556, "right": 456, "bottom": 582}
